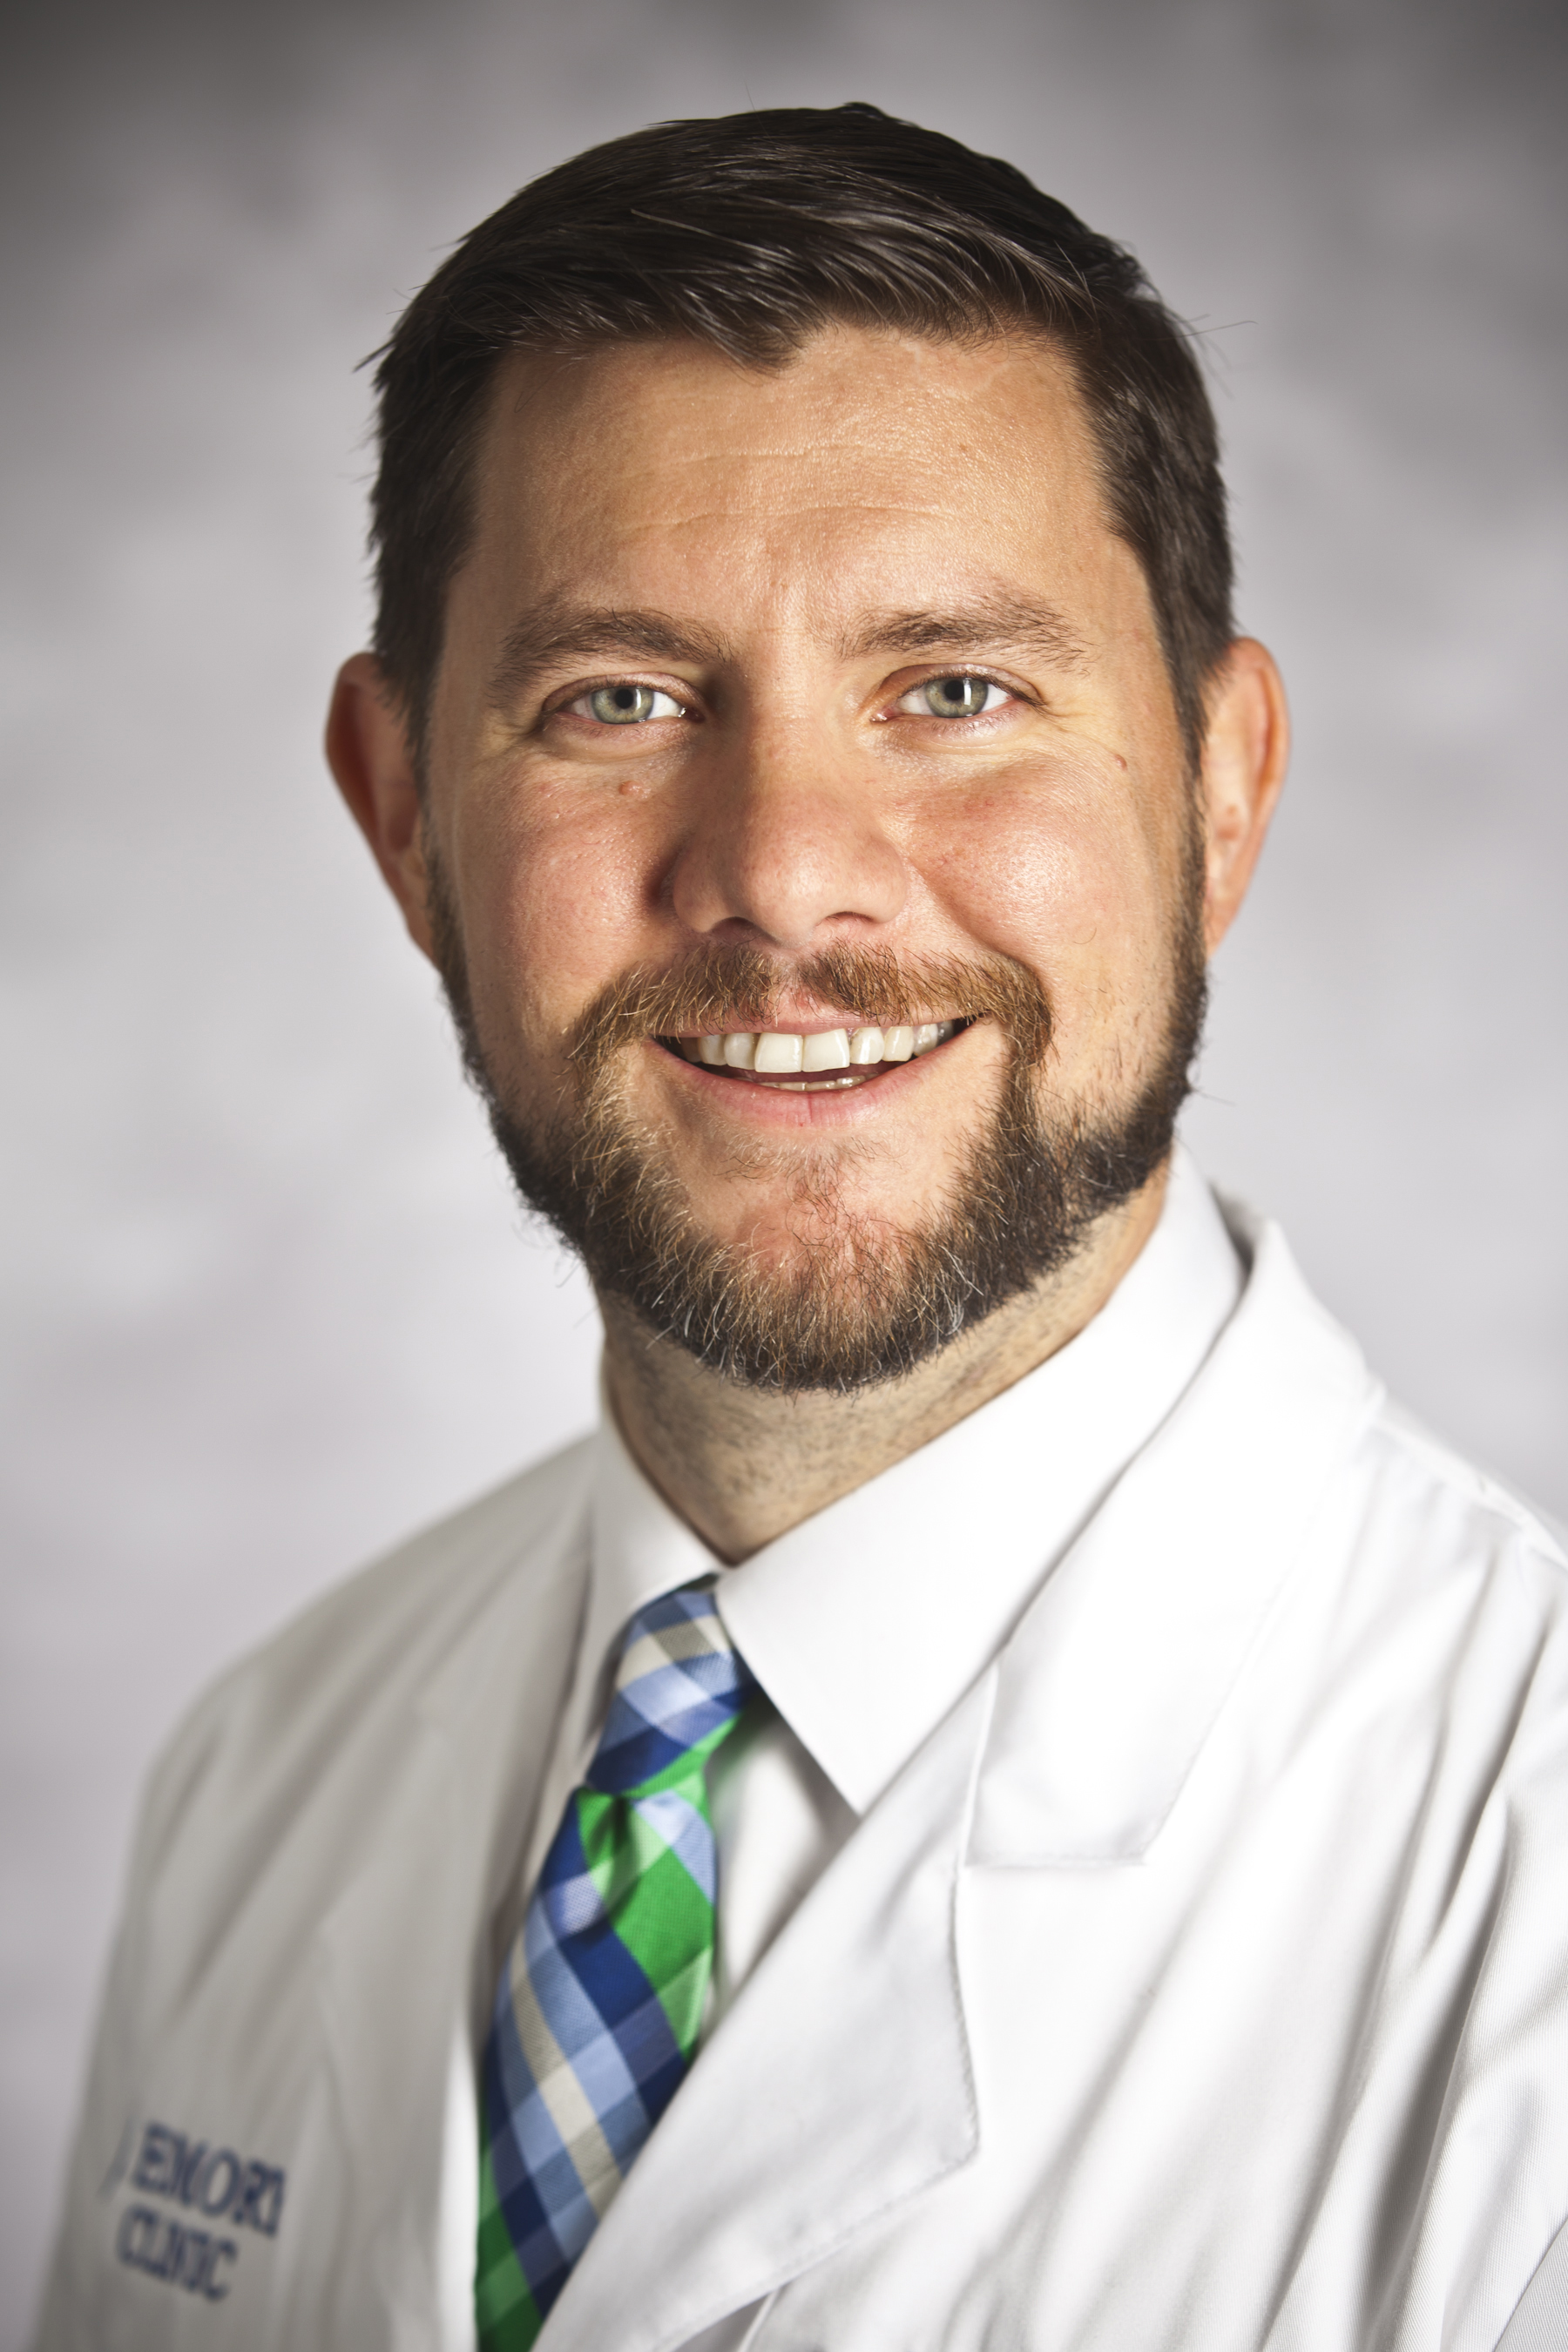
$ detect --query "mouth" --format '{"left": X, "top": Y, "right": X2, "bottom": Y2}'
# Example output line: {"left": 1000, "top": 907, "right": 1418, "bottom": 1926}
{"left": 655, "top": 1017, "right": 971, "bottom": 1092}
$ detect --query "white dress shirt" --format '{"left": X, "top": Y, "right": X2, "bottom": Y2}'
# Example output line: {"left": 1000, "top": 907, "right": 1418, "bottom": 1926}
{"left": 523, "top": 1145, "right": 1244, "bottom": 2024}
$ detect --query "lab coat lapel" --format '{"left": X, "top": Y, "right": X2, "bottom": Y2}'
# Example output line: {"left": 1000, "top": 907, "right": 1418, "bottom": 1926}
{"left": 540, "top": 1671, "right": 990, "bottom": 2352}
{"left": 314, "top": 1503, "right": 591, "bottom": 2341}
{"left": 971, "top": 1215, "right": 1382, "bottom": 1864}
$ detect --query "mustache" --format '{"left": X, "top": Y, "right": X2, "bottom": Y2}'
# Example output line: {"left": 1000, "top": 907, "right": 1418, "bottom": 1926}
{"left": 566, "top": 943, "right": 1051, "bottom": 1074}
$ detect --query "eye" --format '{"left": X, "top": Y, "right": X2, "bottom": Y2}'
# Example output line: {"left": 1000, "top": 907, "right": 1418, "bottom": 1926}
{"left": 897, "top": 674, "right": 1012, "bottom": 720}
{"left": 573, "top": 683, "right": 686, "bottom": 726}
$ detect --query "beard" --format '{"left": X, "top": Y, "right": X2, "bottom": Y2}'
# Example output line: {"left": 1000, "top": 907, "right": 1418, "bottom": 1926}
{"left": 426, "top": 855, "right": 1208, "bottom": 1397}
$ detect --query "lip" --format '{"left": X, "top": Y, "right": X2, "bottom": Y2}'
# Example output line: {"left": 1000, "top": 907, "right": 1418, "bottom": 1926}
{"left": 643, "top": 1026, "right": 972, "bottom": 1130}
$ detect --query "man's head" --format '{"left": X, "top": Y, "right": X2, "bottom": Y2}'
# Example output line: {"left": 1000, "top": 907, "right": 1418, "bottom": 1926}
{"left": 366, "top": 103, "right": 1234, "bottom": 777}
{"left": 328, "top": 107, "right": 1286, "bottom": 1397}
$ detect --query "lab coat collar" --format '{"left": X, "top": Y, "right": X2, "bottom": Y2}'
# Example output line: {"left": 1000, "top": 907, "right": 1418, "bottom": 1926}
{"left": 595, "top": 1145, "right": 1243, "bottom": 1819}
{"left": 970, "top": 1206, "right": 1384, "bottom": 1863}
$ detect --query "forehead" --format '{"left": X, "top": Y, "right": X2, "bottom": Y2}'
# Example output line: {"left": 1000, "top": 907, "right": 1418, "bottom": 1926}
{"left": 461, "top": 326, "right": 1132, "bottom": 627}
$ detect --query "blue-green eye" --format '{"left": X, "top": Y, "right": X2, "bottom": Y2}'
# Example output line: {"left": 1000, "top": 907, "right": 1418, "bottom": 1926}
{"left": 901, "top": 674, "right": 1010, "bottom": 720}
{"left": 578, "top": 683, "right": 684, "bottom": 725}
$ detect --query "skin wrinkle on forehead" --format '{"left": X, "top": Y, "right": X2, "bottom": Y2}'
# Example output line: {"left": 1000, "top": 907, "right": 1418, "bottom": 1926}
{"left": 479, "top": 328, "right": 1102, "bottom": 537}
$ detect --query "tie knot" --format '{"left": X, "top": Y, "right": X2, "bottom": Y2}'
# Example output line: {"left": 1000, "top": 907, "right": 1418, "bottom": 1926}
{"left": 586, "top": 1585, "right": 755, "bottom": 1796}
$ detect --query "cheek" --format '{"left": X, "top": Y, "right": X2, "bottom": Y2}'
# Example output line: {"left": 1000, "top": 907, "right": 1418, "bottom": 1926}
{"left": 449, "top": 785, "right": 657, "bottom": 1044}
{"left": 923, "top": 765, "right": 1170, "bottom": 1011}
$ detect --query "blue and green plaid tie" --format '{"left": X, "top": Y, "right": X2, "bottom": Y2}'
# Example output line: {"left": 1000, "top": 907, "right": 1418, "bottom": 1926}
{"left": 475, "top": 1585, "right": 755, "bottom": 2349}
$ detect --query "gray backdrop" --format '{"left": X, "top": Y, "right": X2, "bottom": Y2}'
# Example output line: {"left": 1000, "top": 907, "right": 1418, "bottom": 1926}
{"left": 2, "top": 0, "right": 1564, "bottom": 2337}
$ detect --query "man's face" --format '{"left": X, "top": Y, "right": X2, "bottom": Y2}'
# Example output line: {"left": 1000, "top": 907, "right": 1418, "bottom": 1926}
{"left": 414, "top": 326, "right": 1210, "bottom": 1387}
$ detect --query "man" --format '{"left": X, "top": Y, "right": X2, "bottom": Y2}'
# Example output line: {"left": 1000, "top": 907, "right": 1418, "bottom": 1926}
{"left": 36, "top": 104, "right": 1568, "bottom": 2352}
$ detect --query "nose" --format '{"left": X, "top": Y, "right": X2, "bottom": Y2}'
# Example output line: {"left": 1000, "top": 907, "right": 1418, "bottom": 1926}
{"left": 667, "top": 720, "right": 908, "bottom": 951}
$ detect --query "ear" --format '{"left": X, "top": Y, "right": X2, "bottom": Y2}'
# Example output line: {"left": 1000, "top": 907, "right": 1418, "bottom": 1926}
{"left": 324, "top": 653, "right": 436, "bottom": 960}
{"left": 1196, "top": 638, "right": 1289, "bottom": 956}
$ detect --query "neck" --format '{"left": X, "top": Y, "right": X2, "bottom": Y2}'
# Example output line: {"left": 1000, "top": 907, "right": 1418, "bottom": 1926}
{"left": 599, "top": 1164, "right": 1169, "bottom": 1563}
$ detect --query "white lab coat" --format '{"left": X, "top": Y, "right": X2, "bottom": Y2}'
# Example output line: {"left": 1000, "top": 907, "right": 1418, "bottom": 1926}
{"left": 34, "top": 1208, "right": 1568, "bottom": 2351}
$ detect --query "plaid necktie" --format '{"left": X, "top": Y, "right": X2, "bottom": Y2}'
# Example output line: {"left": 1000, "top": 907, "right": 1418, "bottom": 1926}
{"left": 475, "top": 1585, "right": 755, "bottom": 2349}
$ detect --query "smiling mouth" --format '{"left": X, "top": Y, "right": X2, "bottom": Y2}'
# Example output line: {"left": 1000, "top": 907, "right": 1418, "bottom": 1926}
{"left": 657, "top": 1018, "right": 970, "bottom": 1092}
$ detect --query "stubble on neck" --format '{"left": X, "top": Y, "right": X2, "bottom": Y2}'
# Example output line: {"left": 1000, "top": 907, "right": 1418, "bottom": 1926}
{"left": 598, "top": 1166, "right": 1169, "bottom": 1561}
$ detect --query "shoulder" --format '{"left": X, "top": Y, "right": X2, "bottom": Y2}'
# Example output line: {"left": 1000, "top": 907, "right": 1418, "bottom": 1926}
{"left": 1335, "top": 1383, "right": 1566, "bottom": 1625}
{"left": 101, "top": 1433, "right": 599, "bottom": 2091}
{"left": 1198, "top": 1194, "right": 1568, "bottom": 1761}
{"left": 1368, "top": 1390, "right": 1565, "bottom": 1560}
{"left": 133, "top": 1433, "right": 598, "bottom": 1892}
{"left": 1218, "top": 1188, "right": 1565, "bottom": 1592}
{"left": 1339, "top": 1392, "right": 1568, "bottom": 1726}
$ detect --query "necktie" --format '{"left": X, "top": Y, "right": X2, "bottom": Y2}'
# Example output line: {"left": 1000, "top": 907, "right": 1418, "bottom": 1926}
{"left": 475, "top": 1585, "right": 755, "bottom": 2349}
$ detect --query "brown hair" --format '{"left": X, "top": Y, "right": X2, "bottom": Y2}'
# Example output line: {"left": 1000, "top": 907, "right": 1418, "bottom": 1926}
{"left": 368, "top": 102, "right": 1233, "bottom": 769}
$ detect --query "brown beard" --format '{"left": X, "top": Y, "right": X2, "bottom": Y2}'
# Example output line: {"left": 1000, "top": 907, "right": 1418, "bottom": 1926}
{"left": 426, "top": 861, "right": 1208, "bottom": 1396}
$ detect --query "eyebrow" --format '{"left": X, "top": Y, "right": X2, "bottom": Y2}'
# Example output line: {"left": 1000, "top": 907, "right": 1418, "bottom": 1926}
{"left": 841, "top": 593, "right": 1092, "bottom": 672}
{"left": 486, "top": 586, "right": 1092, "bottom": 710}
{"left": 487, "top": 600, "right": 735, "bottom": 709}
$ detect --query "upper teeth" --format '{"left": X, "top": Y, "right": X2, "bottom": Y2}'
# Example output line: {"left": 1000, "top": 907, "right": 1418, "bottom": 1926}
{"left": 684, "top": 1022, "right": 954, "bottom": 1071}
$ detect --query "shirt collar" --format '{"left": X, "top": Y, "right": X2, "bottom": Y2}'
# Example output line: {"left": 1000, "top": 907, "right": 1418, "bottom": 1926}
{"left": 586, "top": 1145, "right": 1243, "bottom": 1814}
